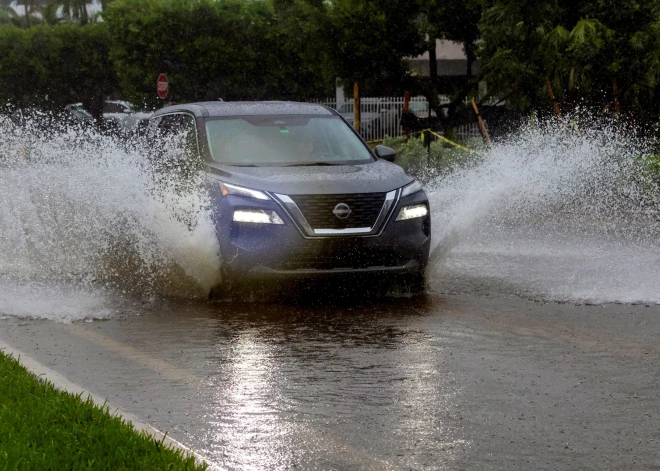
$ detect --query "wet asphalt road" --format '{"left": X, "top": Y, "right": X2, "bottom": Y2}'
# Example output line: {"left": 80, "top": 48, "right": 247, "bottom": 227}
{"left": 1, "top": 292, "right": 659, "bottom": 470}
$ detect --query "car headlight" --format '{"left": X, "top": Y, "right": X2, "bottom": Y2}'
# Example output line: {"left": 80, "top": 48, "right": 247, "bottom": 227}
{"left": 401, "top": 180, "right": 423, "bottom": 198}
{"left": 218, "top": 181, "right": 270, "bottom": 201}
{"left": 233, "top": 209, "right": 284, "bottom": 225}
{"left": 396, "top": 203, "right": 428, "bottom": 221}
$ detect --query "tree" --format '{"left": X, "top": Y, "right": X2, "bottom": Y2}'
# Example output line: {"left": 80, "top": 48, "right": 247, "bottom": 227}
{"left": 478, "top": 0, "right": 660, "bottom": 121}
{"left": 0, "top": 23, "right": 117, "bottom": 120}
{"left": 324, "top": 0, "right": 422, "bottom": 95}
{"left": 39, "top": 0, "right": 64, "bottom": 25}
{"left": 60, "top": 0, "right": 90, "bottom": 25}
{"left": 415, "top": 0, "right": 483, "bottom": 126}
{"left": 0, "top": 5, "right": 19, "bottom": 26}
{"left": 104, "top": 0, "right": 333, "bottom": 107}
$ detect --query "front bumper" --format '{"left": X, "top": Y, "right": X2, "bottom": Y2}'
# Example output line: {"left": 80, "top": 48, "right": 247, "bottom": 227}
{"left": 209, "top": 186, "right": 431, "bottom": 280}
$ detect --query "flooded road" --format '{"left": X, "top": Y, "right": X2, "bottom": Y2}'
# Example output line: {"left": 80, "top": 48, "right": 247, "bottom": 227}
{"left": 2, "top": 292, "right": 659, "bottom": 470}
{"left": 1, "top": 115, "right": 659, "bottom": 469}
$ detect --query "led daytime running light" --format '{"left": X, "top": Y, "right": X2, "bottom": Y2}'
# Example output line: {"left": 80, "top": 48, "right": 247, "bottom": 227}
{"left": 233, "top": 209, "right": 284, "bottom": 224}
{"left": 218, "top": 182, "right": 270, "bottom": 201}
{"left": 401, "top": 180, "right": 423, "bottom": 198}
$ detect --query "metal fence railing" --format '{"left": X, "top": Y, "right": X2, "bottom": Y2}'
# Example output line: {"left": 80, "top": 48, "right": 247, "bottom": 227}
{"left": 308, "top": 96, "right": 484, "bottom": 142}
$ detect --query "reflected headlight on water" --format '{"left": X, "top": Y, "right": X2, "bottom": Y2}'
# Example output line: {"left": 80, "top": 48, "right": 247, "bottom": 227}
{"left": 396, "top": 203, "right": 428, "bottom": 221}
{"left": 233, "top": 209, "right": 284, "bottom": 225}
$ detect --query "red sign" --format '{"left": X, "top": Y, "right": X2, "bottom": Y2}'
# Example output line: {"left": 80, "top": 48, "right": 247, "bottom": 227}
{"left": 157, "top": 73, "right": 169, "bottom": 99}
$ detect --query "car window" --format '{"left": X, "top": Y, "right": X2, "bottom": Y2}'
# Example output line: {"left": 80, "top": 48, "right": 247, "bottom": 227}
{"left": 159, "top": 114, "right": 197, "bottom": 149}
{"left": 103, "top": 102, "right": 129, "bottom": 114}
{"left": 153, "top": 113, "right": 200, "bottom": 162}
{"left": 205, "top": 115, "right": 373, "bottom": 166}
{"left": 150, "top": 113, "right": 202, "bottom": 185}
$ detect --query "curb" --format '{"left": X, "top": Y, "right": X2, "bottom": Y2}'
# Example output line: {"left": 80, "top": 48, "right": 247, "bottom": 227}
{"left": 0, "top": 338, "right": 225, "bottom": 471}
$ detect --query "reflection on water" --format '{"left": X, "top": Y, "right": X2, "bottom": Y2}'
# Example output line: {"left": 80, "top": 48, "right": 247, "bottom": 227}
{"left": 132, "top": 296, "right": 467, "bottom": 470}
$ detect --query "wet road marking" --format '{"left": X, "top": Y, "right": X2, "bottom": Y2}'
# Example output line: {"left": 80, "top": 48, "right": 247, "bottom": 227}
{"left": 64, "top": 323, "right": 200, "bottom": 385}
{"left": 62, "top": 322, "right": 400, "bottom": 470}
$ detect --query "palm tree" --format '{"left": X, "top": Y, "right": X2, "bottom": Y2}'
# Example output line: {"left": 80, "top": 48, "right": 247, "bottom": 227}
{"left": 0, "top": 5, "right": 19, "bottom": 26}
{"left": 2, "top": 0, "right": 39, "bottom": 27}
{"left": 59, "top": 0, "right": 88, "bottom": 25}
{"left": 39, "top": 0, "right": 62, "bottom": 25}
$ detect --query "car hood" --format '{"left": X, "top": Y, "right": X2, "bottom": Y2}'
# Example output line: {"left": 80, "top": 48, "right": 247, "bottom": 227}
{"left": 205, "top": 159, "right": 413, "bottom": 195}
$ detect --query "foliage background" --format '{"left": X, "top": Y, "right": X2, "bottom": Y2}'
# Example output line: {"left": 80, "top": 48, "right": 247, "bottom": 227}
{"left": 1, "top": 0, "right": 660, "bottom": 129}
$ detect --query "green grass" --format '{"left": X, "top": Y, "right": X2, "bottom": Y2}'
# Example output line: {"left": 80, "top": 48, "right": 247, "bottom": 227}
{"left": 0, "top": 351, "right": 206, "bottom": 471}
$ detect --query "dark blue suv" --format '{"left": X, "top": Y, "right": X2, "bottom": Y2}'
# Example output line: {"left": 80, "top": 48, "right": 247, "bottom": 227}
{"left": 149, "top": 102, "right": 430, "bottom": 289}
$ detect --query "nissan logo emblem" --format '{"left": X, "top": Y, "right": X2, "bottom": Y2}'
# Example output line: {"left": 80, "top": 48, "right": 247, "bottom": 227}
{"left": 332, "top": 203, "right": 352, "bottom": 219}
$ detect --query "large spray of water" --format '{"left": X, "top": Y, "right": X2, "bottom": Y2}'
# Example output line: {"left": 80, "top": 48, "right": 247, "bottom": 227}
{"left": 0, "top": 113, "right": 222, "bottom": 319}
{"left": 0, "top": 113, "right": 658, "bottom": 321}
{"left": 426, "top": 119, "right": 660, "bottom": 303}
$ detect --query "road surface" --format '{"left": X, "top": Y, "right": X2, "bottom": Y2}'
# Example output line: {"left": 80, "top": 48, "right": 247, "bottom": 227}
{"left": 1, "top": 291, "right": 659, "bottom": 470}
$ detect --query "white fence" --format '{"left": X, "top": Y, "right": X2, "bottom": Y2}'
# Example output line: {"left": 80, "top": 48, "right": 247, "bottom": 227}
{"left": 309, "top": 96, "right": 485, "bottom": 142}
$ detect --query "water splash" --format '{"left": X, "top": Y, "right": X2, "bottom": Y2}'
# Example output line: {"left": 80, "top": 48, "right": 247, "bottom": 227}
{"left": 0, "top": 112, "right": 221, "bottom": 321}
{"left": 426, "top": 119, "right": 660, "bottom": 304}
{"left": 1, "top": 112, "right": 659, "bottom": 322}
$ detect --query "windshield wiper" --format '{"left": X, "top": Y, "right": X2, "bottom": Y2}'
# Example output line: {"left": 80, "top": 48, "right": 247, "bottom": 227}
{"left": 283, "top": 162, "right": 340, "bottom": 167}
{"left": 227, "top": 164, "right": 259, "bottom": 167}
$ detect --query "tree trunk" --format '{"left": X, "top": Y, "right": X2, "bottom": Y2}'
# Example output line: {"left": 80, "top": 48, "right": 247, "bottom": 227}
{"left": 23, "top": 0, "right": 30, "bottom": 27}
{"left": 426, "top": 37, "right": 444, "bottom": 120}
{"left": 465, "top": 41, "right": 475, "bottom": 78}
{"left": 428, "top": 37, "right": 438, "bottom": 94}
{"left": 80, "top": 2, "right": 88, "bottom": 25}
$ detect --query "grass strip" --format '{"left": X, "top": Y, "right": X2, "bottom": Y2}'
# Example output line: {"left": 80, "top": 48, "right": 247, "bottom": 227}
{"left": 0, "top": 350, "right": 207, "bottom": 471}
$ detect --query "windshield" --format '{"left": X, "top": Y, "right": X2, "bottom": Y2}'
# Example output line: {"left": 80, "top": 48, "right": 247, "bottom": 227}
{"left": 204, "top": 115, "right": 373, "bottom": 166}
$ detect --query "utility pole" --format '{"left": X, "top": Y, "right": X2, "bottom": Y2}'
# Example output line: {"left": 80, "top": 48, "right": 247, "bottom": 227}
{"left": 353, "top": 83, "right": 360, "bottom": 133}
{"left": 545, "top": 79, "right": 562, "bottom": 119}
{"left": 471, "top": 98, "right": 491, "bottom": 146}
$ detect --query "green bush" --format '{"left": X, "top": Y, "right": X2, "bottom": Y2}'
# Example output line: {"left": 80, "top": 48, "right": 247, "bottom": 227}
{"left": 383, "top": 135, "right": 480, "bottom": 182}
{"left": 643, "top": 154, "right": 660, "bottom": 175}
{"left": 0, "top": 23, "right": 116, "bottom": 118}
{"left": 104, "top": 0, "right": 333, "bottom": 108}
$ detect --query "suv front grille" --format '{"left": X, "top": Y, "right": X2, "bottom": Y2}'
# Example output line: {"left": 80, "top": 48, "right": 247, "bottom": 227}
{"left": 289, "top": 193, "right": 386, "bottom": 229}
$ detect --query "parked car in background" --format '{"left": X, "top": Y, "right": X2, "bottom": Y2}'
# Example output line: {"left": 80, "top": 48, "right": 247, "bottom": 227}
{"left": 338, "top": 99, "right": 401, "bottom": 141}
{"left": 102, "top": 100, "right": 153, "bottom": 135}
{"left": 64, "top": 103, "right": 93, "bottom": 122}
{"left": 65, "top": 100, "right": 152, "bottom": 135}
{"left": 408, "top": 101, "right": 439, "bottom": 119}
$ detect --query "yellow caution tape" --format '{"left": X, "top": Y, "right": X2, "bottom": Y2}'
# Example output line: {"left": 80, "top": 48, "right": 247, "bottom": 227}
{"left": 368, "top": 128, "right": 482, "bottom": 155}
{"left": 426, "top": 130, "right": 481, "bottom": 154}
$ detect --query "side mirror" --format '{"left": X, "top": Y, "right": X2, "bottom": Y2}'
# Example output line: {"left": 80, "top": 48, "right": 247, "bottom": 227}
{"left": 374, "top": 145, "right": 396, "bottom": 162}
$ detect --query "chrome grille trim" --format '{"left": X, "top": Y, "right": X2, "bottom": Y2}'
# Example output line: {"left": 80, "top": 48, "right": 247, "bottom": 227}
{"left": 274, "top": 194, "right": 315, "bottom": 235}
{"left": 272, "top": 190, "right": 399, "bottom": 238}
